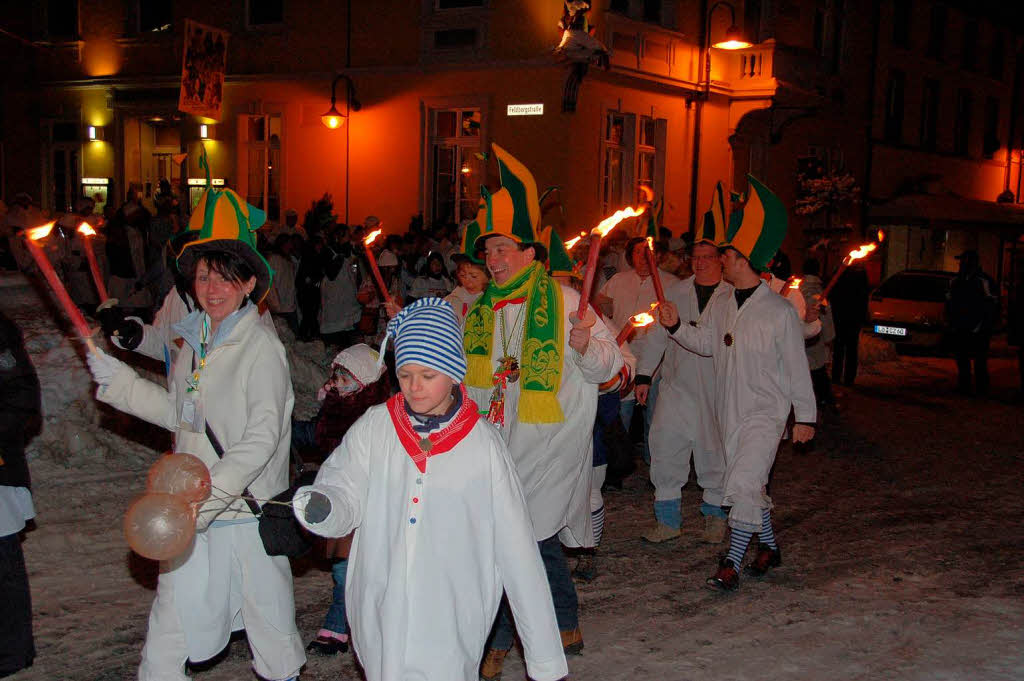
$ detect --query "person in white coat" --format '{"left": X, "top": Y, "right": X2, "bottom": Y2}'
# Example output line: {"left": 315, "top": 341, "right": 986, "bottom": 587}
{"left": 637, "top": 239, "right": 732, "bottom": 545}
{"left": 294, "top": 298, "right": 568, "bottom": 681}
{"left": 86, "top": 187, "right": 305, "bottom": 681}
{"left": 654, "top": 176, "right": 816, "bottom": 591}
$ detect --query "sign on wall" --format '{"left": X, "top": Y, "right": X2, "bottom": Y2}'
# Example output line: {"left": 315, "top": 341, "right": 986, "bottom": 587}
{"left": 178, "top": 19, "right": 229, "bottom": 121}
{"left": 507, "top": 103, "right": 545, "bottom": 116}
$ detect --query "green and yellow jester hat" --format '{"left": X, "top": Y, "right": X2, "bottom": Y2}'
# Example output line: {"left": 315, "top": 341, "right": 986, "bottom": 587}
{"left": 698, "top": 182, "right": 729, "bottom": 246}
{"left": 542, "top": 225, "right": 579, "bottom": 278}
{"left": 719, "top": 175, "right": 787, "bottom": 272}
{"left": 472, "top": 143, "right": 541, "bottom": 250}
{"left": 177, "top": 148, "right": 274, "bottom": 303}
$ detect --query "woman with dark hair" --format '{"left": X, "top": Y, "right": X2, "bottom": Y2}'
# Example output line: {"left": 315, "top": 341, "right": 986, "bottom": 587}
{"left": 86, "top": 189, "right": 305, "bottom": 681}
{"left": 409, "top": 251, "right": 453, "bottom": 300}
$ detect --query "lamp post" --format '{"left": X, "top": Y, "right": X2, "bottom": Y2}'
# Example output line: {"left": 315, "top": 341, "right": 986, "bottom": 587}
{"left": 321, "top": 73, "right": 361, "bottom": 129}
{"left": 687, "top": 1, "right": 751, "bottom": 236}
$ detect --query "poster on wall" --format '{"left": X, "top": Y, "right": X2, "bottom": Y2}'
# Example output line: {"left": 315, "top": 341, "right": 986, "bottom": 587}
{"left": 178, "top": 19, "right": 229, "bottom": 121}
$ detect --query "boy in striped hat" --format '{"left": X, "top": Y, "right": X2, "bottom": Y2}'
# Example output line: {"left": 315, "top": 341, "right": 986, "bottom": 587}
{"left": 293, "top": 297, "right": 567, "bottom": 681}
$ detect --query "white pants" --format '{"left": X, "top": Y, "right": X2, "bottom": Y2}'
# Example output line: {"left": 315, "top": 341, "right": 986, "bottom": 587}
{"left": 138, "top": 522, "right": 305, "bottom": 681}
{"left": 648, "top": 393, "right": 725, "bottom": 507}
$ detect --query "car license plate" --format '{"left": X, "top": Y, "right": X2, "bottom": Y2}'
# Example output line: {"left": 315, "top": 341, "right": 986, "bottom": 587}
{"left": 874, "top": 325, "right": 907, "bottom": 337}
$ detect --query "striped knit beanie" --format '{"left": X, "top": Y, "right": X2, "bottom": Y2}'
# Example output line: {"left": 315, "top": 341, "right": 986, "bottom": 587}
{"left": 381, "top": 297, "right": 467, "bottom": 382}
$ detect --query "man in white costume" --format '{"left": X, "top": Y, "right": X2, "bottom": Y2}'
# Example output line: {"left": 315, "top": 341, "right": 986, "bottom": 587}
{"left": 636, "top": 212, "right": 732, "bottom": 545}
{"left": 294, "top": 298, "right": 568, "bottom": 681}
{"left": 653, "top": 177, "right": 816, "bottom": 591}
{"left": 461, "top": 145, "right": 622, "bottom": 679}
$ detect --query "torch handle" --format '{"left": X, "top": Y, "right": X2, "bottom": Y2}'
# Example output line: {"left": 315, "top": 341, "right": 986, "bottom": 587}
{"left": 644, "top": 247, "right": 665, "bottom": 304}
{"left": 820, "top": 260, "right": 849, "bottom": 301}
{"left": 364, "top": 244, "right": 393, "bottom": 305}
{"left": 577, "top": 234, "right": 602, "bottom": 319}
{"left": 81, "top": 238, "right": 109, "bottom": 301}
{"left": 24, "top": 237, "right": 95, "bottom": 343}
{"left": 615, "top": 323, "right": 634, "bottom": 347}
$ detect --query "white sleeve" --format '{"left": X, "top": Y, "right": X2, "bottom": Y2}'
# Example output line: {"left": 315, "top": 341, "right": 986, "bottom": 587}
{"left": 293, "top": 419, "right": 371, "bottom": 538}
{"left": 490, "top": 440, "right": 568, "bottom": 681}
{"left": 779, "top": 307, "right": 817, "bottom": 424}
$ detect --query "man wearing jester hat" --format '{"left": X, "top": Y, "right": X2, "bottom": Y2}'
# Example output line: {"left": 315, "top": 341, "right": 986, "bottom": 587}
{"left": 461, "top": 145, "right": 623, "bottom": 677}
{"left": 653, "top": 177, "right": 816, "bottom": 592}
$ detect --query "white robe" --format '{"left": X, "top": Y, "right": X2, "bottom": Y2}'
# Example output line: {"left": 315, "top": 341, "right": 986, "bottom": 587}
{"left": 466, "top": 284, "right": 622, "bottom": 546}
{"left": 666, "top": 282, "right": 816, "bottom": 531}
{"left": 294, "top": 405, "right": 568, "bottom": 681}
{"left": 320, "top": 254, "right": 361, "bottom": 334}
{"left": 639, "top": 276, "right": 732, "bottom": 506}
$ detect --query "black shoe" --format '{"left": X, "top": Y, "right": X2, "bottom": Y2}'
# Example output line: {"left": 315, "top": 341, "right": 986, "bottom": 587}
{"left": 746, "top": 543, "right": 782, "bottom": 576}
{"left": 306, "top": 635, "right": 348, "bottom": 656}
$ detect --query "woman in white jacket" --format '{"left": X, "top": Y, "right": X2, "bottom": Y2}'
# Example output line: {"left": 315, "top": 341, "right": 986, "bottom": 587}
{"left": 86, "top": 188, "right": 305, "bottom": 681}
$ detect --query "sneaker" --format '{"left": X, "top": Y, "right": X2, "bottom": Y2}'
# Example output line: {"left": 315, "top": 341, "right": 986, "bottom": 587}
{"left": 480, "top": 648, "right": 508, "bottom": 680}
{"left": 701, "top": 515, "right": 727, "bottom": 544}
{"left": 706, "top": 558, "right": 740, "bottom": 591}
{"left": 746, "top": 543, "right": 782, "bottom": 576}
{"left": 641, "top": 522, "right": 681, "bottom": 543}
{"left": 306, "top": 635, "right": 348, "bottom": 656}
{"left": 560, "top": 627, "right": 584, "bottom": 655}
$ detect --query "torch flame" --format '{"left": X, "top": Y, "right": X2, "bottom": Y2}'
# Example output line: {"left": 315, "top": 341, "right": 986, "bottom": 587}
{"left": 364, "top": 228, "right": 383, "bottom": 246}
{"left": 631, "top": 312, "right": 655, "bottom": 328}
{"left": 845, "top": 243, "right": 877, "bottom": 263}
{"left": 592, "top": 205, "right": 646, "bottom": 238}
{"left": 639, "top": 185, "right": 654, "bottom": 203}
{"left": 77, "top": 222, "right": 97, "bottom": 237}
{"left": 564, "top": 231, "right": 587, "bottom": 250}
{"left": 789, "top": 277, "right": 803, "bottom": 290}
{"left": 27, "top": 222, "right": 56, "bottom": 241}
{"left": 646, "top": 236, "right": 654, "bottom": 250}
{"left": 877, "top": 229, "right": 886, "bottom": 243}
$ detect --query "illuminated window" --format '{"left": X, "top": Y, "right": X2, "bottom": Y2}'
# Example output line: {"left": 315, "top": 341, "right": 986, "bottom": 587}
{"left": 428, "top": 108, "right": 482, "bottom": 227}
{"left": 242, "top": 114, "right": 282, "bottom": 221}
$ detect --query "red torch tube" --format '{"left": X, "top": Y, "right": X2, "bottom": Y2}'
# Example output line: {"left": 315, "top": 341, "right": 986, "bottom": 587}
{"left": 644, "top": 238, "right": 665, "bottom": 304}
{"left": 77, "top": 223, "right": 109, "bottom": 301}
{"left": 362, "top": 232, "right": 393, "bottom": 305}
{"left": 24, "top": 225, "right": 97, "bottom": 352}
{"left": 577, "top": 236, "right": 602, "bottom": 320}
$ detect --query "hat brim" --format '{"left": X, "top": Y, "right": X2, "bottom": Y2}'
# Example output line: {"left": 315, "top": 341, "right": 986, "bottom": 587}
{"left": 177, "top": 238, "right": 273, "bottom": 304}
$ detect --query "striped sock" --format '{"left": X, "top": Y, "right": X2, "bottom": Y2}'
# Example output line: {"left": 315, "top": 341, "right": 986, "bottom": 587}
{"left": 759, "top": 508, "right": 778, "bottom": 550}
{"left": 591, "top": 505, "right": 605, "bottom": 546}
{"left": 726, "top": 527, "right": 754, "bottom": 567}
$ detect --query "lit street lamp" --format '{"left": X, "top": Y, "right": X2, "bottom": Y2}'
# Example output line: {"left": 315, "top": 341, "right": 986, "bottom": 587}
{"left": 322, "top": 73, "right": 361, "bottom": 129}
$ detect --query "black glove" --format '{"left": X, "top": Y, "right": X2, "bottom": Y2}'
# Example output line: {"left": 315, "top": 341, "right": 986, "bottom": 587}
{"left": 114, "top": 318, "right": 144, "bottom": 351}
{"left": 304, "top": 491, "right": 332, "bottom": 524}
{"left": 96, "top": 306, "right": 127, "bottom": 337}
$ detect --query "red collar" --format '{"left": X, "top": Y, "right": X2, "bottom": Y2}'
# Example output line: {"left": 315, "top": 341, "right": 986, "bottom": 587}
{"left": 492, "top": 296, "right": 526, "bottom": 311}
{"left": 385, "top": 385, "right": 480, "bottom": 473}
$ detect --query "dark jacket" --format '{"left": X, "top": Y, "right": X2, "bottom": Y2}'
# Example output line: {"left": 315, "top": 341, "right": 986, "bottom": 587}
{"left": 947, "top": 271, "right": 997, "bottom": 334}
{"left": 0, "top": 312, "right": 41, "bottom": 489}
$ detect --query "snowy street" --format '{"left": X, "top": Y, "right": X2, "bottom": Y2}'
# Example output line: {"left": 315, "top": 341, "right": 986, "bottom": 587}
{"left": 5, "top": 270, "right": 1024, "bottom": 681}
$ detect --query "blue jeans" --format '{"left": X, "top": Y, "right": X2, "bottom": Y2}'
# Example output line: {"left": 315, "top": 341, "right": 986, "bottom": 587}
{"left": 488, "top": 535, "right": 578, "bottom": 650}
{"left": 322, "top": 558, "right": 348, "bottom": 635}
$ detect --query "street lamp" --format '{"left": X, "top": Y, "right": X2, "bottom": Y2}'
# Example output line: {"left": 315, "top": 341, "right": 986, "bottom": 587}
{"left": 322, "top": 73, "right": 361, "bottom": 129}
{"left": 688, "top": 1, "right": 750, "bottom": 234}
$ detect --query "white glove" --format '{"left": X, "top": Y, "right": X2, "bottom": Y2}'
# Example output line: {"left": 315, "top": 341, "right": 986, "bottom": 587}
{"left": 86, "top": 347, "right": 125, "bottom": 387}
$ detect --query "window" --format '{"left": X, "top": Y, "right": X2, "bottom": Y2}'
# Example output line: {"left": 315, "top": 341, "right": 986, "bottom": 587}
{"left": 989, "top": 32, "right": 1004, "bottom": 81}
{"left": 920, "top": 79, "right": 939, "bottom": 151}
{"left": 961, "top": 19, "right": 978, "bottom": 71}
{"left": 247, "top": 0, "right": 284, "bottom": 27}
{"left": 428, "top": 108, "right": 482, "bottom": 227}
{"left": 884, "top": 70, "right": 905, "bottom": 144}
{"left": 983, "top": 97, "right": 1000, "bottom": 159}
{"left": 243, "top": 114, "right": 282, "bottom": 221}
{"left": 42, "top": 0, "right": 79, "bottom": 40}
{"left": 636, "top": 116, "right": 666, "bottom": 204}
{"left": 600, "top": 111, "right": 666, "bottom": 213}
{"left": 136, "top": 1, "right": 173, "bottom": 33}
{"left": 926, "top": 3, "right": 945, "bottom": 59}
{"left": 601, "top": 112, "right": 630, "bottom": 215}
{"left": 892, "top": 0, "right": 911, "bottom": 48}
{"left": 954, "top": 89, "right": 972, "bottom": 156}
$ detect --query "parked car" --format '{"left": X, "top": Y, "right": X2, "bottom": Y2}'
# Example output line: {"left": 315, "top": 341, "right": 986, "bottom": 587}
{"left": 867, "top": 269, "right": 955, "bottom": 347}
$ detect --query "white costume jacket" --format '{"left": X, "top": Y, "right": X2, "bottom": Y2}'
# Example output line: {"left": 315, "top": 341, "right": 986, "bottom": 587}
{"left": 666, "top": 282, "right": 816, "bottom": 531}
{"left": 466, "top": 284, "right": 622, "bottom": 546}
{"left": 294, "top": 400, "right": 569, "bottom": 681}
{"left": 599, "top": 267, "right": 680, "bottom": 372}
{"left": 639, "top": 276, "right": 732, "bottom": 505}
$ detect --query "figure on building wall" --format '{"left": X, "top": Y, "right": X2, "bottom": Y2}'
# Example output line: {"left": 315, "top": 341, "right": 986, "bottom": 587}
{"left": 555, "top": 1, "right": 610, "bottom": 113}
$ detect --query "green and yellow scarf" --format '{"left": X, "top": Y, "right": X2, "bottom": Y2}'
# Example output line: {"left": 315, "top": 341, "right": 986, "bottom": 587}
{"left": 464, "top": 261, "right": 564, "bottom": 423}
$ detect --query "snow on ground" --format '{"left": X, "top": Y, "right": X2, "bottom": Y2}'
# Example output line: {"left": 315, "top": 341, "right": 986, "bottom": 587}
{"left": 4, "top": 270, "right": 1024, "bottom": 681}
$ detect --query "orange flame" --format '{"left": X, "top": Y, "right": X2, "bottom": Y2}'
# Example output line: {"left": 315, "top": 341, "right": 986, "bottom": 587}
{"left": 845, "top": 243, "right": 877, "bottom": 263}
{"left": 877, "top": 229, "right": 886, "bottom": 243}
{"left": 27, "top": 222, "right": 56, "bottom": 241}
{"left": 646, "top": 236, "right": 654, "bottom": 250}
{"left": 789, "top": 277, "right": 803, "bottom": 290}
{"left": 564, "top": 232, "right": 586, "bottom": 250}
{"left": 364, "top": 228, "right": 383, "bottom": 246}
{"left": 639, "top": 185, "right": 654, "bottom": 203}
{"left": 592, "top": 206, "right": 646, "bottom": 238}
{"left": 77, "top": 222, "right": 97, "bottom": 237}
{"left": 631, "top": 312, "right": 655, "bottom": 328}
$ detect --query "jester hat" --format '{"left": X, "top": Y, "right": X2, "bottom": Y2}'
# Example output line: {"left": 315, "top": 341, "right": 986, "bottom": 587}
{"left": 542, "top": 226, "right": 579, "bottom": 278}
{"left": 720, "top": 175, "right": 787, "bottom": 272}
{"left": 177, "top": 150, "right": 274, "bottom": 303}
{"left": 472, "top": 143, "right": 541, "bottom": 249}
{"left": 698, "top": 182, "right": 729, "bottom": 246}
